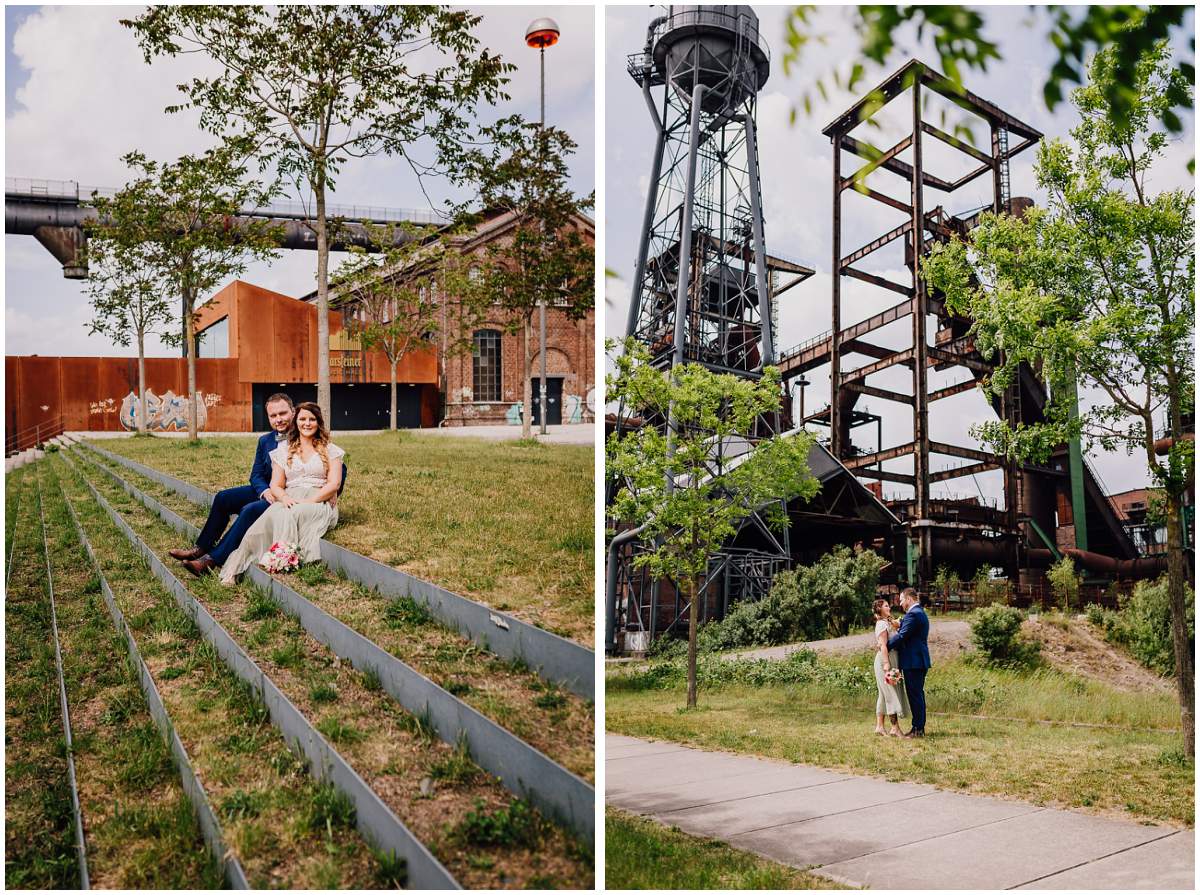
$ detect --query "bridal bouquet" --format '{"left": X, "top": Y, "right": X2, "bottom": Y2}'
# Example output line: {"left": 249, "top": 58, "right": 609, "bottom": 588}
{"left": 884, "top": 668, "right": 903, "bottom": 686}
{"left": 261, "top": 541, "right": 300, "bottom": 573}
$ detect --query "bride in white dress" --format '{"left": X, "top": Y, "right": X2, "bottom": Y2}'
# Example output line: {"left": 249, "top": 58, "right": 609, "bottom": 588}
{"left": 872, "top": 597, "right": 910, "bottom": 736}
{"left": 220, "top": 402, "right": 344, "bottom": 585}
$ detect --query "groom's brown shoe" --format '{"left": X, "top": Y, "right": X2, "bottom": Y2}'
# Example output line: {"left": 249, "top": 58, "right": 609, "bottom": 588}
{"left": 182, "top": 556, "right": 217, "bottom": 577}
{"left": 903, "top": 730, "right": 925, "bottom": 738}
{"left": 169, "top": 546, "right": 205, "bottom": 561}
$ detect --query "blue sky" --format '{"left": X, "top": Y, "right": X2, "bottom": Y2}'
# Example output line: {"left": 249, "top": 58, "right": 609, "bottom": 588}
{"left": 5, "top": 4, "right": 595, "bottom": 356}
{"left": 605, "top": 5, "right": 1193, "bottom": 499}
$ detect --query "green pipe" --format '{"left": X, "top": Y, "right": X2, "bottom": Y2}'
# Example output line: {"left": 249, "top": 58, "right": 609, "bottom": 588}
{"left": 1065, "top": 377, "right": 1089, "bottom": 551}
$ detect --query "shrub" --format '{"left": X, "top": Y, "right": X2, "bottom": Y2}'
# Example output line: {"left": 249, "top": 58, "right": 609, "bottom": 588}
{"left": 971, "top": 604, "right": 1040, "bottom": 667}
{"left": 933, "top": 564, "right": 962, "bottom": 601}
{"left": 1047, "top": 557, "right": 1081, "bottom": 611}
{"left": 687, "top": 545, "right": 887, "bottom": 653}
{"left": 1091, "top": 576, "right": 1195, "bottom": 676}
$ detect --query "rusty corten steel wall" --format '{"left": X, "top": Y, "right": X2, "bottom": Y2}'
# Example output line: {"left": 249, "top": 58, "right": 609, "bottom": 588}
{"left": 6, "top": 355, "right": 247, "bottom": 434}
{"left": 195, "top": 280, "right": 438, "bottom": 387}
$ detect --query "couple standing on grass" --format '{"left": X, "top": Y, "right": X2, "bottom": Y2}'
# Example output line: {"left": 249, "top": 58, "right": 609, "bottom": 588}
{"left": 168, "top": 392, "right": 346, "bottom": 585}
{"left": 871, "top": 588, "right": 931, "bottom": 738}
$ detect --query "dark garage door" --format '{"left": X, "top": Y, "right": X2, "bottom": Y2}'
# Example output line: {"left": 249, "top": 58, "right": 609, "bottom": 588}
{"left": 252, "top": 383, "right": 421, "bottom": 431}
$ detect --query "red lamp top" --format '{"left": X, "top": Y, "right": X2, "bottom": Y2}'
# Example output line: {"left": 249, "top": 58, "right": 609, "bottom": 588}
{"left": 525, "top": 17, "right": 560, "bottom": 49}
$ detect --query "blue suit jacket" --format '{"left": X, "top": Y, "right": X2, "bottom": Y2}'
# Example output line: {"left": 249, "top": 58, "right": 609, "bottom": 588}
{"left": 887, "top": 604, "right": 932, "bottom": 670}
{"left": 251, "top": 431, "right": 349, "bottom": 498}
{"left": 249, "top": 431, "right": 281, "bottom": 497}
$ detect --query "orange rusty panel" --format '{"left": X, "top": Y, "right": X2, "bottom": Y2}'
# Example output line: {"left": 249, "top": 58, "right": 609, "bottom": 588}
{"left": 20, "top": 356, "right": 66, "bottom": 431}
{"left": 194, "top": 281, "right": 239, "bottom": 345}
{"left": 272, "top": 292, "right": 315, "bottom": 382}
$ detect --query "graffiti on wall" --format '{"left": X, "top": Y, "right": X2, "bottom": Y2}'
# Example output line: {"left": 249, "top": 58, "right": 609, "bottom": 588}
{"left": 117, "top": 390, "right": 219, "bottom": 431}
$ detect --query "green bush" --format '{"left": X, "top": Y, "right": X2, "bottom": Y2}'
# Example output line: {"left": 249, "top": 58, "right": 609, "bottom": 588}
{"left": 970, "top": 604, "right": 1041, "bottom": 667}
{"left": 1089, "top": 577, "right": 1195, "bottom": 676}
{"left": 685, "top": 546, "right": 886, "bottom": 653}
{"left": 1047, "top": 556, "right": 1081, "bottom": 611}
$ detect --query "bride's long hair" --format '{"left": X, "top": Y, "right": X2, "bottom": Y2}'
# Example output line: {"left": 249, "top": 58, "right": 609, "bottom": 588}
{"left": 287, "top": 401, "right": 331, "bottom": 475}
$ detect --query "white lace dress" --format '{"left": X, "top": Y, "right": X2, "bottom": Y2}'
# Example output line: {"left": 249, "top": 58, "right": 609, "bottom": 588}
{"left": 219, "top": 443, "right": 344, "bottom": 583}
{"left": 873, "top": 619, "right": 910, "bottom": 717}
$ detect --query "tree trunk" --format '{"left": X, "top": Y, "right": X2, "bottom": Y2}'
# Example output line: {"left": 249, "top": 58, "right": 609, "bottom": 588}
{"left": 315, "top": 168, "right": 331, "bottom": 424}
{"left": 390, "top": 358, "right": 398, "bottom": 431}
{"left": 686, "top": 574, "right": 699, "bottom": 708}
{"left": 1165, "top": 492, "right": 1195, "bottom": 755}
{"left": 522, "top": 313, "right": 532, "bottom": 439}
{"left": 185, "top": 291, "right": 198, "bottom": 441}
{"left": 137, "top": 333, "right": 147, "bottom": 434}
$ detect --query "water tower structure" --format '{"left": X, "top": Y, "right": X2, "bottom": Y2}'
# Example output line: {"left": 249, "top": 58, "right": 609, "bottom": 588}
{"left": 608, "top": 6, "right": 812, "bottom": 653}
{"left": 624, "top": 5, "right": 776, "bottom": 376}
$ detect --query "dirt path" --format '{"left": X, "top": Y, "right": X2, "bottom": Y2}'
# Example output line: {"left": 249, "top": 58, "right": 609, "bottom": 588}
{"left": 733, "top": 620, "right": 972, "bottom": 663}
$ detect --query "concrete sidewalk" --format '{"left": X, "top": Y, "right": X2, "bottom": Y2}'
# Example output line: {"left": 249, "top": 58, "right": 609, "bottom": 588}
{"left": 607, "top": 734, "right": 1194, "bottom": 890}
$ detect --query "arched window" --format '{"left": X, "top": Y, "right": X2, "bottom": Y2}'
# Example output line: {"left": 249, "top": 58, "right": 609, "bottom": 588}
{"left": 472, "top": 329, "right": 501, "bottom": 402}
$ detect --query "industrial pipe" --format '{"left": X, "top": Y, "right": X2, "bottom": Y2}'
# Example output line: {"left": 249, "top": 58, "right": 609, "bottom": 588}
{"left": 1154, "top": 432, "right": 1194, "bottom": 456}
{"left": 605, "top": 522, "right": 651, "bottom": 654}
{"left": 1062, "top": 547, "right": 1169, "bottom": 579}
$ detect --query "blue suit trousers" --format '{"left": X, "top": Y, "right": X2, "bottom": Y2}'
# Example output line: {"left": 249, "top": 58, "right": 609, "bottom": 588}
{"left": 903, "top": 667, "right": 928, "bottom": 732}
{"left": 196, "top": 484, "right": 270, "bottom": 566}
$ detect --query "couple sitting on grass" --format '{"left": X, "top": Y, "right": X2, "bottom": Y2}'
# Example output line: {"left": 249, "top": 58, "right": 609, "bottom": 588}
{"left": 169, "top": 392, "right": 346, "bottom": 585}
{"left": 871, "top": 588, "right": 930, "bottom": 738}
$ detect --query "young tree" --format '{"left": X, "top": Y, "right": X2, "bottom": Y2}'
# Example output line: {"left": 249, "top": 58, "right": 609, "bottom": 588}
{"left": 923, "top": 43, "right": 1195, "bottom": 752}
{"left": 470, "top": 124, "right": 595, "bottom": 437}
{"left": 607, "top": 339, "right": 820, "bottom": 707}
{"left": 1047, "top": 556, "right": 1082, "bottom": 613}
{"left": 108, "top": 146, "right": 279, "bottom": 440}
{"left": 82, "top": 197, "right": 175, "bottom": 434}
{"left": 124, "top": 5, "right": 514, "bottom": 423}
{"left": 332, "top": 224, "right": 478, "bottom": 430}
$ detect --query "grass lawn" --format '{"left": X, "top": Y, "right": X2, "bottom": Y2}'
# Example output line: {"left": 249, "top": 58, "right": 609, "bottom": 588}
{"left": 91, "top": 432, "right": 594, "bottom": 645}
{"left": 65, "top": 452, "right": 593, "bottom": 889}
{"left": 607, "top": 652, "right": 1193, "bottom": 828}
{"left": 605, "top": 809, "right": 847, "bottom": 889}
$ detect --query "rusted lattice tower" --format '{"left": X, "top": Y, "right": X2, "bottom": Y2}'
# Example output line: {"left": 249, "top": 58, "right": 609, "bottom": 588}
{"left": 606, "top": 5, "right": 814, "bottom": 652}
{"left": 776, "top": 61, "right": 1044, "bottom": 585}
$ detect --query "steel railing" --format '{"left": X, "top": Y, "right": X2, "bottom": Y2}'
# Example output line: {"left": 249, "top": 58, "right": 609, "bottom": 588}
{"left": 6, "top": 177, "right": 451, "bottom": 226}
{"left": 6, "top": 415, "right": 65, "bottom": 456}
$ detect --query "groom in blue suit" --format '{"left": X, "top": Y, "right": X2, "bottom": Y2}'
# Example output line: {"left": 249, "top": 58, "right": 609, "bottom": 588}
{"left": 170, "top": 392, "right": 297, "bottom": 576}
{"left": 888, "top": 587, "right": 931, "bottom": 737}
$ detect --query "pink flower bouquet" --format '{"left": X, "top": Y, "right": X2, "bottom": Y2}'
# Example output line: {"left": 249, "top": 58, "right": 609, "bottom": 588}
{"left": 260, "top": 541, "right": 300, "bottom": 573}
{"left": 884, "top": 668, "right": 903, "bottom": 687}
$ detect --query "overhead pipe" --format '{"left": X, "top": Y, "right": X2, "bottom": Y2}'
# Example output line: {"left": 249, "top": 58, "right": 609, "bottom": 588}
{"left": 1154, "top": 432, "right": 1194, "bottom": 456}
{"left": 1062, "top": 547, "right": 1170, "bottom": 579}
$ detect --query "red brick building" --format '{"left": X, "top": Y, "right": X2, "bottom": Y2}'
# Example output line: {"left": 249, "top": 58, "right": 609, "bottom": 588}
{"left": 308, "top": 208, "right": 596, "bottom": 426}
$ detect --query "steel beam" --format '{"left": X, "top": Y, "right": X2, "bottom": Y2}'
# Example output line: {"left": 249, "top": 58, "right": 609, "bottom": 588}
{"left": 842, "top": 265, "right": 915, "bottom": 296}
{"left": 930, "top": 461, "right": 1002, "bottom": 483}
{"left": 844, "top": 442, "right": 917, "bottom": 470}
{"left": 841, "top": 348, "right": 915, "bottom": 384}
{"left": 845, "top": 382, "right": 914, "bottom": 405}
{"left": 929, "top": 379, "right": 979, "bottom": 402}
{"left": 853, "top": 467, "right": 916, "bottom": 485}
{"left": 928, "top": 440, "right": 994, "bottom": 463}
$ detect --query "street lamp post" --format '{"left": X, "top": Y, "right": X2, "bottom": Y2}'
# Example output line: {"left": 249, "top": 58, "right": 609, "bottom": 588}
{"left": 526, "top": 17, "right": 559, "bottom": 436}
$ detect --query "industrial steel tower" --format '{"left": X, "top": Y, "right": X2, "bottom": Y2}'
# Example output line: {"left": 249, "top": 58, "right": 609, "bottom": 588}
{"left": 608, "top": 6, "right": 815, "bottom": 652}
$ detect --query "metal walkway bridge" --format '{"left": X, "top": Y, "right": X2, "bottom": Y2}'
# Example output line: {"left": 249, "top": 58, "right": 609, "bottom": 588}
{"left": 5, "top": 177, "right": 452, "bottom": 278}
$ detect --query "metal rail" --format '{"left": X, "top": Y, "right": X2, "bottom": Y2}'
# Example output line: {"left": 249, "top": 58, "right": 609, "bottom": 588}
{"left": 35, "top": 471, "right": 90, "bottom": 890}
{"left": 6, "top": 177, "right": 450, "bottom": 226}
{"left": 63, "top": 452, "right": 461, "bottom": 890}
{"left": 73, "top": 445, "right": 594, "bottom": 842}
{"left": 81, "top": 442, "right": 595, "bottom": 700}
{"left": 54, "top": 460, "right": 248, "bottom": 889}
